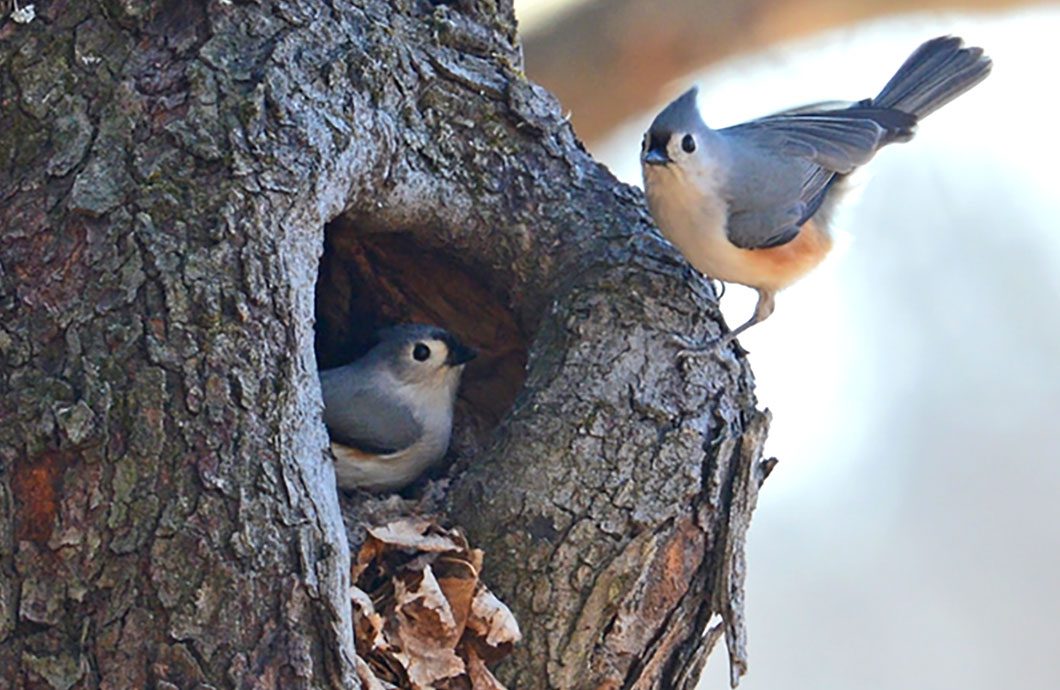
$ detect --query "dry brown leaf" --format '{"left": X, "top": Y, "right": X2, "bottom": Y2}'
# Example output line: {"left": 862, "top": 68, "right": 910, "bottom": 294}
{"left": 466, "top": 647, "right": 508, "bottom": 690}
{"left": 467, "top": 548, "right": 484, "bottom": 574}
{"left": 353, "top": 535, "right": 386, "bottom": 580}
{"left": 356, "top": 654, "right": 400, "bottom": 690}
{"left": 436, "top": 553, "right": 479, "bottom": 580}
{"left": 392, "top": 565, "right": 466, "bottom": 688}
{"left": 438, "top": 576, "right": 476, "bottom": 641}
{"left": 467, "top": 586, "right": 522, "bottom": 648}
{"left": 368, "top": 518, "right": 468, "bottom": 554}
{"left": 394, "top": 566, "right": 460, "bottom": 644}
{"left": 351, "top": 517, "right": 518, "bottom": 690}
{"left": 435, "top": 675, "right": 474, "bottom": 690}
{"left": 351, "top": 586, "right": 387, "bottom": 653}
{"left": 435, "top": 556, "right": 479, "bottom": 640}
{"left": 391, "top": 644, "right": 466, "bottom": 690}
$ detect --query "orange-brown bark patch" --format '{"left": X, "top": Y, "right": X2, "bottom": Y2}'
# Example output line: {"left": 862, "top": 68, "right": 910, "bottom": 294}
{"left": 11, "top": 449, "right": 75, "bottom": 544}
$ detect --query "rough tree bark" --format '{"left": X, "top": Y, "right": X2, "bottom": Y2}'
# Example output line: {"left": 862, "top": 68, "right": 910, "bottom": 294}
{"left": 0, "top": 2, "right": 771, "bottom": 689}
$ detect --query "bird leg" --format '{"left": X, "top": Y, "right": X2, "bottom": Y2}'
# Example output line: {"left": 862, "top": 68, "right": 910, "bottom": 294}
{"left": 671, "top": 288, "right": 776, "bottom": 359}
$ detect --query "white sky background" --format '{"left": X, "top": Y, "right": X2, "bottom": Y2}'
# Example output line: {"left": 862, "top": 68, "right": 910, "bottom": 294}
{"left": 520, "top": 4, "right": 1060, "bottom": 689}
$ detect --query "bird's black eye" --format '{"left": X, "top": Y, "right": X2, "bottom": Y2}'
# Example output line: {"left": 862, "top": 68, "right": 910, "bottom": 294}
{"left": 641, "top": 133, "right": 649, "bottom": 152}
{"left": 413, "top": 343, "right": 431, "bottom": 361}
{"left": 681, "top": 134, "right": 696, "bottom": 153}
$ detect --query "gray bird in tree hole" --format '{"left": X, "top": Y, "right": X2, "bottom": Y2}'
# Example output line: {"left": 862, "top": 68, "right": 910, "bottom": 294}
{"left": 319, "top": 324, "right": 476, "bottom": 491}
{"left": 641, "top": 35, "right": 992, "bottom": 354}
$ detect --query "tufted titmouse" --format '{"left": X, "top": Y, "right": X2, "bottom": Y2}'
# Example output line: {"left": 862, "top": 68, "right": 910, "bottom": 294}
{"left": 319, "top": 324, "right": 477, "bottom": 491}
{"left": 641, "top": 36, "right": 991, "bottom": 352}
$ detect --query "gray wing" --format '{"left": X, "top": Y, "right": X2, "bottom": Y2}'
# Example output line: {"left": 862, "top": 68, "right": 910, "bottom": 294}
{"left": 718, "top": 107, "right": 915, "bottom": 249}
{"left": 726, "top": 203, "right": 807, "bottom": 249}
{"left": 766, "top": 100, "right": 856, "bottom": 116}
{"left": 724, "top": 108, "right": 914, "bottom": 173}
{"left": 319, "top": 366, "right": 423, "bottom": 455}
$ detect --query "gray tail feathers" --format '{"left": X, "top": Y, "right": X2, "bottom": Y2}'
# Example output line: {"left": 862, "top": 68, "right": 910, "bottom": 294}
{"left": 872, "top": 36, "right": 992, "bottom": 119}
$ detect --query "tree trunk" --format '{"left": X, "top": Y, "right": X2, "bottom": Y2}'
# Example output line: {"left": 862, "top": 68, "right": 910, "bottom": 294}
{"left": 0, "top": 2, "right": 770, "bottom": 689}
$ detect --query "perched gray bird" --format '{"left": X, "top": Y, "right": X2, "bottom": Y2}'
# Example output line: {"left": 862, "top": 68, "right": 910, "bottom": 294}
{"left": 641, "top": 36, "right": 992, "bottom": 352}
{"left": 319, "top": 324, "right": 476, "bottom": 491}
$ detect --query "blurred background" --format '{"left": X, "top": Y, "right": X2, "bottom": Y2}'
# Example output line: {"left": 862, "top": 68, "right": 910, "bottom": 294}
{"left": 514, "top": 2, "right": 1060, "bottom": 689}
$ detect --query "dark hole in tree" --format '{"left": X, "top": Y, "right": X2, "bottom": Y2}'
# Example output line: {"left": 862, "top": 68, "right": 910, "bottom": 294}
{"left": 314, "top": 214, "right": 528, "bottom": 482}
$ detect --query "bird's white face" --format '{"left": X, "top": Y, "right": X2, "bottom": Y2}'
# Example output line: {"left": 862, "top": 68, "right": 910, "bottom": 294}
{"left": 401, "top": 338, "right": 453, "bottom": 382}
{"left": 641, "top": 128, "right": 727, "bottom": 196}
{"left": 642, "top": 130, "right": 725, "bottom": 221}
{"left": 383, "top": 335, "right": 475, "bottom": 425}
{"left": 640, "top": 87, "right": 716, "bottom": 189}
{"left": 639, "top": 125, "right": 734, "bottom": 281}
{"left": 389, "top": 335, "right": 476, "bottom": 392}
{"left": 641, "top": 130, "right": 703, "bottom": 170}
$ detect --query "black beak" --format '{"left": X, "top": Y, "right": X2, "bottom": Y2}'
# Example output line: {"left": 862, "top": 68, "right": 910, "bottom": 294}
{"left": 642, "top": 148, "right": 671, "bottom": 166}
{"left": 446, "top": 340, "right": 478, "bottom": 366}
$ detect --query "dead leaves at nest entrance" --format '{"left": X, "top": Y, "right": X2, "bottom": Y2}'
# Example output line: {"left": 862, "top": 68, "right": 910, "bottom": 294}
{"left": 352, "top": 518, "right": 521, "bottom": 690}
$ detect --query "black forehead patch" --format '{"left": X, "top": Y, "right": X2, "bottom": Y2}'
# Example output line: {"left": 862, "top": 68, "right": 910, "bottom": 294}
{"left": 647, "top": 130, "right": 670, "bottom": 153}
